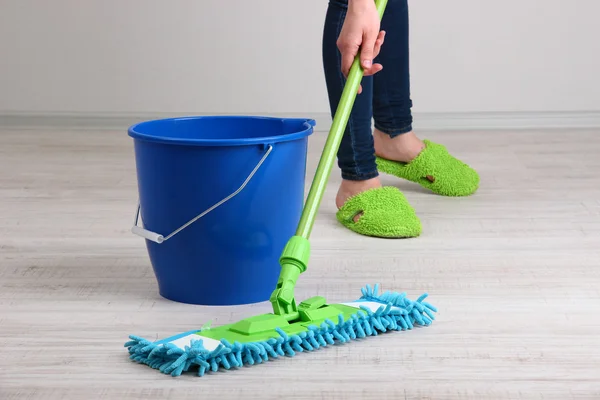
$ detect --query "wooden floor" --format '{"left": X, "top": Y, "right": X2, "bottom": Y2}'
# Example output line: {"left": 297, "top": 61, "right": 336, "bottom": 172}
{"left": 1, "top": 126, "right": 599, "bottom": 399}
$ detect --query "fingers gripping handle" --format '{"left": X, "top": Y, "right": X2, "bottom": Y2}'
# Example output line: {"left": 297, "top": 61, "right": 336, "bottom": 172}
{"left": 131, "top": 144, "right": 273, "bottom": 244}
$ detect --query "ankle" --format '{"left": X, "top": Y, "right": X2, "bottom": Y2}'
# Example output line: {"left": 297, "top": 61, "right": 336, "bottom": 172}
{"left": 336, "top": 177, "right": 382, "bottom": 209}
{"left": 373, "top": 129, "right": 424, "bottom": 163}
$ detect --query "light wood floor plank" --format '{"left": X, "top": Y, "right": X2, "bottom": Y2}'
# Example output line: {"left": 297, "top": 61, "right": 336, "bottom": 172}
{"left": 1, "top": 127, "right": 599, "bottom": 399}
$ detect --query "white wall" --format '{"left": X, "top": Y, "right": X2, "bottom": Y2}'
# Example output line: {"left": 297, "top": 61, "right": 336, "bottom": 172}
{"left": 1, "top": 0, "right": 599, "bottom": 117}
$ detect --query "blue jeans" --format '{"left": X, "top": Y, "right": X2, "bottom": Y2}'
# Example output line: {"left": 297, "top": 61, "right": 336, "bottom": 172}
{"left": 322, "top": 0, "right": 413, "bottom": 181}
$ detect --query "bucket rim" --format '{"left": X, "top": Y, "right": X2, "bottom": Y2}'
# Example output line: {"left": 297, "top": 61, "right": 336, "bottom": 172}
{"left": 127, "top": 115, "right": 316, "bottom": 146}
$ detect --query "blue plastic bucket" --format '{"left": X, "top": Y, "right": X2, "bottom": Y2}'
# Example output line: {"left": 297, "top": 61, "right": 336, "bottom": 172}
{"left": 128, "top": 115, "right": 315, "bottom": 306}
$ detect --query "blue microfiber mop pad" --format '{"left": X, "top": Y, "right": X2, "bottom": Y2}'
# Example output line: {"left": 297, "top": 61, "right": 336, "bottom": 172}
{"left": 124, "top": 284, "right": 437, "bottom": 377}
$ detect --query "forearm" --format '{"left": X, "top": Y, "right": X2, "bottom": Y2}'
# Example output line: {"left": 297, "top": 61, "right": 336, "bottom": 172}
{"left": 337, "top": 0, "right": 383, "bottom": 77}
{"left": 348, "top": 0, "right": 374, "bottom": 8}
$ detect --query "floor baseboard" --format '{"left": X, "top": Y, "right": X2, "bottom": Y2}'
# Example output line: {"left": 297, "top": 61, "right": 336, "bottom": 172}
{"left": 2, "top": 111, "right": 600, "bottom": 131}
{"left": 412, "top": 111, "right": 600, "bottom": 131}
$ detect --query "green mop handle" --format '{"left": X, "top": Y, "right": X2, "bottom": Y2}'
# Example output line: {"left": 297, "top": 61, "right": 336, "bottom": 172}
{"left": 297, "top": 0, "right": 388, "bottom": 239}
{"left": 270, "top": 0, "right": 389, "bottom": 318}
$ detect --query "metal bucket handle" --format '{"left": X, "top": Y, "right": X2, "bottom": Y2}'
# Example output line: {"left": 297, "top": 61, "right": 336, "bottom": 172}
{"left": 131, "top": 144, "right": 274, "bottom": 244}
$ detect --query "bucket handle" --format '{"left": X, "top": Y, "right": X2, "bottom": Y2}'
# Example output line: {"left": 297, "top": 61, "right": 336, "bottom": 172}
{"left": 132, "top": 144, "right": 274, "bottom": 244}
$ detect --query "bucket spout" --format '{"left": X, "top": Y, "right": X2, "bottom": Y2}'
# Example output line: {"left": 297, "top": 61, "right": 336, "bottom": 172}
{"left": 281, "top": 118, "right": 316, "bottom": 133}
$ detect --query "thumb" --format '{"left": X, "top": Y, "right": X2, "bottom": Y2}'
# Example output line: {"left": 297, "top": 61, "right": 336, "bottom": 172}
{"left": 360, "top": 30, "right": 377, "bottom": 70}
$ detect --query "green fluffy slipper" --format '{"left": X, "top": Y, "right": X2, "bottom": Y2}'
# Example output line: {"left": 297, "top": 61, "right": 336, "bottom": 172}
{"left": 336, "top": 186, "right": 421, "bottom": 238}
{"left": 376, "top": 140, "right": 479, "bottom": 197}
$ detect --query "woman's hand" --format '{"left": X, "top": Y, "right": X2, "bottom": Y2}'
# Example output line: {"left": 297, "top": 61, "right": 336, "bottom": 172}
{"left": 336, "top": 0, "right": 385, "bottom": 93}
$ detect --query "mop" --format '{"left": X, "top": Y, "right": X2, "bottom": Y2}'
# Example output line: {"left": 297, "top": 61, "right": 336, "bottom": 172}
{"left": 124, "top": 0, "right": 437, "bottom": 377}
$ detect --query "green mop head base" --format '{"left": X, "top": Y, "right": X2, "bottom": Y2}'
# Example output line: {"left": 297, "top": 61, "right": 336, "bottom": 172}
{"left": 124, "top": 284, "right": 437, "bottom": 377}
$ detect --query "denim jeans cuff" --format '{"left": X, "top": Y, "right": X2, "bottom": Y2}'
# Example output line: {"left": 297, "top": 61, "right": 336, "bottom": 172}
{"left": 341, "top": 169, "right": 379, "bottom": 181}
{"left": 374, "top": 122, "right": 413, "bottom": 138}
